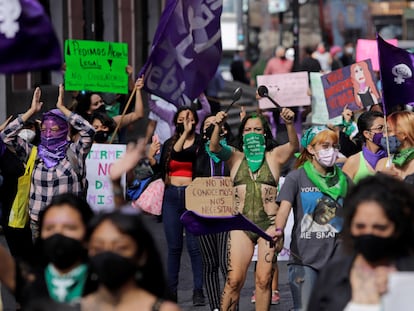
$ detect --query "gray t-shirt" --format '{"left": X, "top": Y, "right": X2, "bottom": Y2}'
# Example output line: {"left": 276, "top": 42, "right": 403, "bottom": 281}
{"left": 277, "top": 167, "right": 345, "bottom": 271}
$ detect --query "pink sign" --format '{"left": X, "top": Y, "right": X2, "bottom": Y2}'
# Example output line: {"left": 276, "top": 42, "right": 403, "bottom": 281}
{"left": 356, "top": 38, "right": 398, "bottom": 71}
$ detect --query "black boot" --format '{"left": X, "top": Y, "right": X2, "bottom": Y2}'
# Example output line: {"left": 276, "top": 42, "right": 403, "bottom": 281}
{"left": 192, "top": 289, "right": 206, "bottom": 306}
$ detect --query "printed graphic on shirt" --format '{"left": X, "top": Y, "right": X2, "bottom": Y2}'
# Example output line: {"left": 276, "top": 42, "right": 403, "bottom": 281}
{"left": 299, "top": 190, "right": 343, "bottom": 238}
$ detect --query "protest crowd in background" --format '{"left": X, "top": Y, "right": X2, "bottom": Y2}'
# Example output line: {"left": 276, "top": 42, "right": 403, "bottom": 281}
{"left": 1, "top": 1, "right": 414, "bottom": 311}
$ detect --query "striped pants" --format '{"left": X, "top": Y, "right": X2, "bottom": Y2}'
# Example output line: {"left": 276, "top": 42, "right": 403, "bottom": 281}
{"left": 198, "top": 231, "right": 229, "bottom": 310}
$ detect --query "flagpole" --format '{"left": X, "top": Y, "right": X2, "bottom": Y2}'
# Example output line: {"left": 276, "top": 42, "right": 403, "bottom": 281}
{"left": 376, "top": 33, "right": 392, "bottom": 167}
{"left": 109, "top": 86, "right": 137, "bottom": 144}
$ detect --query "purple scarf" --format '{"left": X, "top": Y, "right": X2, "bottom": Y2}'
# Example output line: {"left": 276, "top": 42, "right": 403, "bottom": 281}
{"left": 38, "top": 109, "right": 69, "bottom": 168}
{"left": 362, "top": 145, "right": 387, "bottom": 169}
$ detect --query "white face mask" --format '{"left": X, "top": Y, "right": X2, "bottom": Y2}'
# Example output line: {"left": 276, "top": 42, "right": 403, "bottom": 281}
{"left": 18, "top": 129, "right": 36, "bottom": 143}
{"left": 316, "top": 148, "right": 338, "bottom": 168}
{"left": 345, "top": 47, "right": 354, "bottom": 55}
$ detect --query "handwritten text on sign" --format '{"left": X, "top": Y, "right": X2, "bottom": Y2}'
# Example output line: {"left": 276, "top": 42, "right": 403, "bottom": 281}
{"left": 64, "top": 39, "right": 129, "bottom": 94}
{"left": 85, "top": 143, "right": 126, "bottom": 212}
{"left": 185, "top": 177, "right": 234, "bottom": 216}
{"left": 257, "top": 72, "right": 310, "bottom": 109}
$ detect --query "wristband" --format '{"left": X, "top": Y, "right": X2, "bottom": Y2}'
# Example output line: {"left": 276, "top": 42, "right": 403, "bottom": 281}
{"left": 214, "top": 144, "right": 232, "bottom": 161}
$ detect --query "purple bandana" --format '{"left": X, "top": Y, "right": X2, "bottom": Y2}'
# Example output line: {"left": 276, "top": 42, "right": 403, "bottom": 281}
{"left": 362, "top": 145, "right": 387, "bottom": 169}
{"left": 38, "top": 109, "right": 69, "bottom": 168}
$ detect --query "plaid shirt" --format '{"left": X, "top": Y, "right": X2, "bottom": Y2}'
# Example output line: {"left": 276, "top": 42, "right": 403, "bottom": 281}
{"left": 1, "top": 113, "right": 95, "bottom": 222}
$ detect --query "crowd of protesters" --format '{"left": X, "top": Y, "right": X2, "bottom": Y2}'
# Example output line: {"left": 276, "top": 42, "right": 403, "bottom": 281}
{"left": 1, "top": 38, "right": 414, "bottom": 311}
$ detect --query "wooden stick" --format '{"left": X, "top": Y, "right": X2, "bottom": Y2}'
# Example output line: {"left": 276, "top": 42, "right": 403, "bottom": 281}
{"left": 109, "top": 87, "right": 137, "bottom": 144}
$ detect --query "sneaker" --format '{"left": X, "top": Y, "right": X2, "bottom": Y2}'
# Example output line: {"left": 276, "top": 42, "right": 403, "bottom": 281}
{"left": 193, "top": 289, "right": 206, "bottom": 306}
{"left": 271, "top": 290, "right": 280, "bottom": 305}
{"left": 251, "top": 290, "right": 256, "bottom": 303}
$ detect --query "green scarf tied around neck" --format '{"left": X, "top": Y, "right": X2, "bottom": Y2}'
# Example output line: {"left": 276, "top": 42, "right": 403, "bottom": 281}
{"left": 303, "top": 161, "right": 348, "bottom": 200}
{"left": 45, "top": 263, "right": 88, "bottom": 303}
{"left": 392, "top": 147, "right": 414, "bottom": 167}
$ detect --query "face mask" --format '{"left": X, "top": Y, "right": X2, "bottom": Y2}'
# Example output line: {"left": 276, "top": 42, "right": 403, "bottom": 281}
{"left": 176, "top": 122, "right": 184, "bottom": 134}
{"left": 243, "top": 132, "right": 265, "bottom": 173}
{"left": 315, "top": 147, "right": 338, "bottom": 168}
{"left": 42, "top": 234, "right": 85, "bottom": 270}
{"left": 352, "top": 234, "right": 398, "bottom": 262}
{"left": 90, "top": 252, "right": 137, "bottom": 290}
{"left": 345, "top": 47, "right": 354, "bottom": 55}
{"left": 18, "top": 129, "right": 36, "bottom": 143}
{"left": 372, "top": 132, "right": 383, "bottom": 146}
{"left": 94, "top": 131, "right": 109, "bottom": 143}
{"left": 380, "top": 136, "right": 401, "bottom": 154}
{"left": 95, "top": 105, "right": 107, "bottom": 113}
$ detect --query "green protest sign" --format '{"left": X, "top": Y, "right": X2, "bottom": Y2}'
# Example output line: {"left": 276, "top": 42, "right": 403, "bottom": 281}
{"left": 64, "top": 39, "right": 129, "bottom": 94}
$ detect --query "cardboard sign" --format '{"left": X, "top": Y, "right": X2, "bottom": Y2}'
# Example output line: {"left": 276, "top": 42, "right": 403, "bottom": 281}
{"left": 356, "top": 38, "right": 398, "bottom": 72}
{"left": 64, "top": 39, "right": 129, "bottom": 94}
{"left": 85, "top": 143, "right": 126, "bottom": 212}
{"left": 321, "top": 59, "right": 380, "bottom": 118}
{"left": 257, "top": 72, "right": 310, "bottom": 109}
{"left": 310, "top": 72, "right": 342, "bottom": 125}
{"left": 185, "top": 177, "right": 234, "bottom": 216}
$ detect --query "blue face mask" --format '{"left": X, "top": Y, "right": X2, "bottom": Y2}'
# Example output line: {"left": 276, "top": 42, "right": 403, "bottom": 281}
{"left": 380, "top": 136, "right": 401, "bottom": 154}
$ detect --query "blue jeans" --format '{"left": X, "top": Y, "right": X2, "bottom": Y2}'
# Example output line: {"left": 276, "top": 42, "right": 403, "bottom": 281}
{"left": 162, "top": 185, "right": 203, "bottom": 293}
{"left": 288, "top": 264, "right": 318, "bottom": 311}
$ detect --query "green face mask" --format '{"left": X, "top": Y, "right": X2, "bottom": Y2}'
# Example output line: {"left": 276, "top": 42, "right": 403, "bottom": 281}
{"left": 243, "top": 132, "right": 265, "bottom": 173}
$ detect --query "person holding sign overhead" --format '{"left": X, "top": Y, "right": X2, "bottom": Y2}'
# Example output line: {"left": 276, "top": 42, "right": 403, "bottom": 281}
{"left": 1, "top": 84, "right": 95, "bottom": 239}
{"left": 148, "top": 106, "right": 206, "bottom": 306}
{"left": 210, "top": 108, "right": 298, "bottom": 311}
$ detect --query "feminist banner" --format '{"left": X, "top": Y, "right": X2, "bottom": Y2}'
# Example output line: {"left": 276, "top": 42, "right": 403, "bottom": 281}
{"left": 140, "top": 0, "right": 223, "bottom": 107}
{"left": 378, "top": 35, "right": 414, "bottom": 112}
{"left": 0, "top": 0, "right": 62, "bottom": 73}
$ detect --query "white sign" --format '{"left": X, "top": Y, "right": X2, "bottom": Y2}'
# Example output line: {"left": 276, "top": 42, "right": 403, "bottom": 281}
{"left": 257, "top": 72, "right": 310, "bottom": 109}
{"left": 85, "top": 143, "right": 126, "bottom": 212}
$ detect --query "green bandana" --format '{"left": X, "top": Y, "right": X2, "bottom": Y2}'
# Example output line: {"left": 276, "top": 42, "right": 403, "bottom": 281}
{"left": 205, "top": 139, "right": 228, "bottom": 163}
{"left": 303, "top": 161, "right": 348, "bottom": 200}
{"left": 105, "top": 102, "right": 120, "bottom": 118}
{"left": 45, "top": 263, "right": 88, "bottom": 303}
{"left": 342, "top": 119, "right": 356, "bottom": 137}
{"left": 243, "top": 132, "right": 265, "bottom": 173}
{"left": 392, "top": 147, "right": 414, "bottom": 167}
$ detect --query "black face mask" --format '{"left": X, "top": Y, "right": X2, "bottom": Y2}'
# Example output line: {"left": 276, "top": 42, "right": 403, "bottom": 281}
{"left": 352, "top": 234, "right": 399, "bottom": 262}
{"left": 94, "top": 131, "right": 109, "bottom": 143}
{"left": 176, "top": 123, "right": 195, "bottom": 135}
{"left": 90, "top": 252, "right": 137, "bottom": 290}
{"left": 42, "top": 234, "right": 85, "bottom": 270}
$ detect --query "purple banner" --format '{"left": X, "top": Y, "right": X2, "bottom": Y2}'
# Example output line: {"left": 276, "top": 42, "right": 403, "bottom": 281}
{"left": 378, "top": 35, "right": 414, "bottom": 113}
{"left": 141, "top": 0, "right": 223, "bottom": 106}
{"left": 0, "top": 0, "right": 62, "bottom": 74}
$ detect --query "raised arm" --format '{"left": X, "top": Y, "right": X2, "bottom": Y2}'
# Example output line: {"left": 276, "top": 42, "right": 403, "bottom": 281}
{"left": 113, "top": 75, "right": 145, "bottom": 128}
{"left": 272, "top": 108, "right": 298, "bottom": 164}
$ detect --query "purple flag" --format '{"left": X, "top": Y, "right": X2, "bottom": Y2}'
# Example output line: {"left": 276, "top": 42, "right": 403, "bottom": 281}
{"left": 0, "top": 0, "right": 62, "bottom": 74}
{"left": 140, "top": 0, "right": 223, "bottom": 107}
{"left": 378, "top": 35, "right": 414, "bottom": 112}
{"left": 180, "top": 210, "right": 274, "bottom": 246}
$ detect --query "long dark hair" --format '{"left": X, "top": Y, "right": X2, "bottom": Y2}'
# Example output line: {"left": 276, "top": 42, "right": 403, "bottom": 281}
{"left": 87, "top": 210, "right": 168, "bottom": 298}
{"left": 164, "top": 106, "right": 199, "bottom": 175}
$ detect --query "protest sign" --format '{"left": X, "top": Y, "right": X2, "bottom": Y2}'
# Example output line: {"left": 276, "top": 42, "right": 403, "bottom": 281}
{"left": 321, "top": 59, "right": 380, "bottom": 118}
{"left": 86, "top": 143, "right": 126, "bottom": 212}
{"left": 356, "top": 38, "right": 398, "bottom": 71}
{"left": 310, "top": 72, "right": 342, "bottom": 125}
{"left": 185, "top": 177, "right": 234, "bottom": 216}
{"left": 64, "top": 39, "right": 128, "bottom": 94}
{"left": 257, "top": 72, "right": 310, "bottom": 109}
